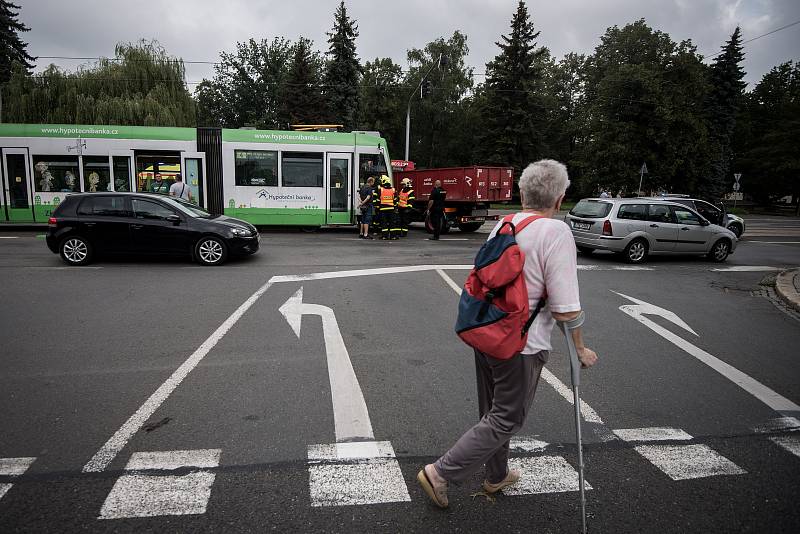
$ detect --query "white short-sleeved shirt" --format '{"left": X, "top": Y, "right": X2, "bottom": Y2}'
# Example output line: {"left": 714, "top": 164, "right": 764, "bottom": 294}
{"left": 488, "top": 213, "right": 581, "bottom": 354}
{"left": 169, "top": 181, "right": 191, "bottom": 200}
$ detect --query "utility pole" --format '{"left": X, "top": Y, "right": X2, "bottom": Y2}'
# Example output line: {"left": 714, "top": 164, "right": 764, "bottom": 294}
{"left": 404, "top": 53, "right": 447, "bottom": 162}
{"left": 637, "top": 162, "right": 648, "bottom": 195}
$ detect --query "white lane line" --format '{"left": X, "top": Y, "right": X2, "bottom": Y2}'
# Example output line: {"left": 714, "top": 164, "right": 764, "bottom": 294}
{"left": 613, "top": 427, "right": 693, "bottom": 442}
{"left": 436, "top": 268, "right": 463, "bottom": 294}
{"left": 83, "top": 281, "right": 274, "bottom": 473}
{"left": 436, "top": 268, "right": 605, "bottom": 425}
{"left": 0, "top": 236, "right": 19, "bottom": 239}
{"left": 711, "top": 266, "right": 782, "bottom": 272}
{"left": 746, "top": 241, "right": 800, "bottom": 244}
{"left": 270, "top": 264, "right": 472, "bottom": 283}
{"left": 0, "top": 457, "right": 36, "bottom": 502}
{"left": 770, "top": 436, "right": 800, "bottom": 459}
{"left": 503, "top": 456, "right": 593, "bottom": 495}
{"left": 753, "top": 417, "right": 800, "bottom": 433}
{"left": 577, "top": 265, "right": 654, "bottom": 271}
{"left": 634, "top": 444, "right": 746, "bottom": 481}
{"left": 99, "top": 449, "right": 221, "bottom": 519}
{"left": 307, "top": 441, "right": 410, "bottom": 506}
{"left": 540, "top": 368, "right": 604, "bottom": 424}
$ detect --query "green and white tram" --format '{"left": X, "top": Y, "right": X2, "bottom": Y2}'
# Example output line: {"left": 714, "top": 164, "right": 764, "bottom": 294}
{"left": 0, "top": 124, "right": 392, "bottom": 226}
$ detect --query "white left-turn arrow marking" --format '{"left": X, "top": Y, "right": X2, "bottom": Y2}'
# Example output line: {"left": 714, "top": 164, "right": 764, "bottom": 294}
{"left": 614, "top": 291, "right": 800, "bottom": 417}
{"left": 280, "top": 287, "right": 375, "bottom": 442}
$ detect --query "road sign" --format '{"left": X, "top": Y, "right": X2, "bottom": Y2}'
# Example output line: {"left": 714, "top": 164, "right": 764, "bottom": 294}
{"left": 734, "top": 173, "right": 742, "bottom": 183}
{"left": 733, "top": 183, "right": 740, "bottom": 191}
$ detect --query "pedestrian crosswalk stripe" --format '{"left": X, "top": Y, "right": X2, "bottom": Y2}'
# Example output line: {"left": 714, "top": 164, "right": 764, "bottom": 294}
{"left": 503, "top": 456, "right": 593, "bottom": 495}
{"left": 634, "top": 444, "right": 746, "bottom": 481}
{"left": 307, "top": 441, "right": 411, "bottom": 507}
{"left": 770, "top": 436, "right": 800, "bottom": 459}
{"left": 613, "top": 427, "right": 693, "bottom": 442}
{"left": 99, "top": 449, "right": 221, "bottom": 519}
{"left": 510, "top": 437, "right": 549, "bottom": 452}
{"left": 0, "top": 457, "right": 36, "bottom": 502}
{"left": 753, "top": 416, "right": 800, "bottom": 433}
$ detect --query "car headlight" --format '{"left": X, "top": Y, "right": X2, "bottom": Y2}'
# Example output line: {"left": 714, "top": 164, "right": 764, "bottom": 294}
{"left": 231, "top": 227, "right": 251, "bottom": 237}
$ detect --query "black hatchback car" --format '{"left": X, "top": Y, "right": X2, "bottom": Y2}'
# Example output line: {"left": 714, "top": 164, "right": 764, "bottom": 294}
{"left": 46, "top": 193, "right": 259, "bottom": 266}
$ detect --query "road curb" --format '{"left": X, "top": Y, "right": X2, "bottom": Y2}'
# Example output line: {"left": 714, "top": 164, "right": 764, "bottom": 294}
{"left": 775, "top": 268, "right": 800, "bottom": 312}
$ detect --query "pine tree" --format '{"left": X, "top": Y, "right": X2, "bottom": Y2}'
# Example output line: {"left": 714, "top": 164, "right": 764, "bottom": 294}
{"left": 281, "top": 38, "right": 325, "bottom": 126}
{"left": 479, "top": 1, "right": 547, "bottom": 173}
{"left": 324, "top": 1, "right": 361, "bottom": 129}
{"left": 0, "top": 0, "right": 34, "bottom": 86}
{"left": 703, "top": 27, "right": 746, "bottom": 198}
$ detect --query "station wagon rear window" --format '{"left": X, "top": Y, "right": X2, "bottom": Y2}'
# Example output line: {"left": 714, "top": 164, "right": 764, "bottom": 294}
{"left": 570, "top": 200, "right": 612, "bottom": 218}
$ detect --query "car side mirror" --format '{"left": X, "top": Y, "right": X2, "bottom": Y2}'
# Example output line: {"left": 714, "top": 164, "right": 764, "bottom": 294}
{"left": 165, "top": 214, "right": 180, "bottom": 225}
{"left": 700, "top": 219, "right": 710, "bottom": 226}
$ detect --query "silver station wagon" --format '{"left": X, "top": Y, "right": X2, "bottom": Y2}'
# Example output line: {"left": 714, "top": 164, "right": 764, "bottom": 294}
{"left": 565, "top": 198, "right": 738, "bottom": 263}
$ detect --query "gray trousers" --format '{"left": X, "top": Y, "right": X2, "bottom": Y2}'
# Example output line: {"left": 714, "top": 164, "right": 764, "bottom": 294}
{"left": 434, "top": 349, "right": 547, "bottom": 484}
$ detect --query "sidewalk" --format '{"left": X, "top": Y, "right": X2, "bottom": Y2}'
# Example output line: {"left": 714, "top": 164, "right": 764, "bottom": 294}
{"left": 775, "top": 268, "right": 800, "bottom": 312}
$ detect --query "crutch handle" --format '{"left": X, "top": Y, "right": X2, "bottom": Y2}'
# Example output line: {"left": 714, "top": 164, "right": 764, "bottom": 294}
{"left": 558, "top": 311, "right": 585, "bottom": 387}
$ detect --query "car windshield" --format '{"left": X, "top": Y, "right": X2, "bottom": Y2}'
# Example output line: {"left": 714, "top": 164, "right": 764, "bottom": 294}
{"left": 162, "top": 197, "right": 211, "bottom": 218}
{"left": 570, "top": 200, "right": 612, "bottom": 218}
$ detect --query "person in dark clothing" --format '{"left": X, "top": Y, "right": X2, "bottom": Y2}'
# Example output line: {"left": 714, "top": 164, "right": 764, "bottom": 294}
{"left": 427, "top": 180, "right": 446, "bottom": 240}
{"left": 358, "top": 177, "right": 375, "bottom": 239}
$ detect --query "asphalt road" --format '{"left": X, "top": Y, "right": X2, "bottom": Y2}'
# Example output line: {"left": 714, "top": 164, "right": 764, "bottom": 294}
{"left": 1, "top": 215, "right": 799, "bottom": 533}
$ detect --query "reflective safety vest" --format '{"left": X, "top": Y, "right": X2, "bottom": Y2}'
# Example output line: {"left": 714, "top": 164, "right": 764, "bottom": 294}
{"left": 380, "top": 187, "right": 396, "bottom": 207}
{"left": 398, "top": 190, "right": 411, "bottom": 208}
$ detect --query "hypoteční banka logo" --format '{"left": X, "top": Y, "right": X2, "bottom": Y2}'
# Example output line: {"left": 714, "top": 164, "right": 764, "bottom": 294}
{"left": 257, "top": 189, "right": 315, "bottom": 202}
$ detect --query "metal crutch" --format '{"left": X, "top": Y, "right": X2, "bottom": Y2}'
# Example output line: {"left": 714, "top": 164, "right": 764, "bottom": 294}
{"left": 559, "top": 312, "right": 587, "bottom": 534}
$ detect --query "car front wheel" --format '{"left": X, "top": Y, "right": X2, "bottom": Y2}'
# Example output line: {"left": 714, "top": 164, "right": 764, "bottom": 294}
{"left": 708, "top": 239, "right": 731, "bottom": 262}
{"left": 59, "top": 235, "right": 93, "bottom": 266}
{"left": 195, "top": 236, "right": 228, "bottom": 266}
{"left": 623, "top": 238, "right": 648, "bottom": 264}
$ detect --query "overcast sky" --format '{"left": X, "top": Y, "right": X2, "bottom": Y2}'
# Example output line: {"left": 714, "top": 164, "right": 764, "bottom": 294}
{"left": 19, "top": 0, "right": 800, "bottom": 90}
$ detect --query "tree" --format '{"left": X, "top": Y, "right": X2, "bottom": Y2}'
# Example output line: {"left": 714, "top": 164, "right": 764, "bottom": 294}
{"left": 324, "top": 1, "right": 361, "bottom": 129}
{"left": 542, "top": 52, "right": 587, "bottom": 174}
{"left": 406, "top": 31, "right": 474, "bottom": 167}
{"left": 358, "top": 57, "right": 405, "bottom": 157}
{"left": 704, "top": 27, "right": 746, "bottom": 199}
{"left": 281, "top": 38, "right": 326, "bottom": 126}
{"left": 579, "top": 20, "right": 712, "bottom": 197}
{"left": 0, "top": 0, "right": 34, "bottom": 86}
{"left": 478, "top": 1, "right": 548, "bottom": 173}
{"left": 195, "top": 37, "right": 294, "bottom": 128}
{"left": 2, "top": 40, "right": 195, "bottom": 126}
{"left": 734, "top": 61, "right": 800, "bottom": 208}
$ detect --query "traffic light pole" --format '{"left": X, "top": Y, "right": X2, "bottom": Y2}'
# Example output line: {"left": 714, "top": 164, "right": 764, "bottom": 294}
{"left": 404, "top": 53, "right": 445, "bottom": 162}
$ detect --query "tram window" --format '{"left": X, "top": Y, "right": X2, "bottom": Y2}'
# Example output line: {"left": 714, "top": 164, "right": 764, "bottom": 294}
{"left": 359, "top": 154, "right": 386, "bottom": 186}
{"left": 113, "top": 157, "right": 131, "bottom": 191}
{"left": 282, "top": 152, "right": 323, "bottom": 188}
{"left": 82, "top": 156, "right": 111, "bottom": 192}
{"left": 33, "top": 155, "right": 80, "bottom": 192}
{"left": 235, "top": 150, "right": 277, "bottom": 186}
{"left": 77, "top": 196, "right": 129, "bottom": 217}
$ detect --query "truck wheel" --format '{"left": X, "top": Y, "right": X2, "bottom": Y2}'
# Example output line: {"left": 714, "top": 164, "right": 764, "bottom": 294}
{"left": 457, "top": 222, "right": 484, "bottom": 233}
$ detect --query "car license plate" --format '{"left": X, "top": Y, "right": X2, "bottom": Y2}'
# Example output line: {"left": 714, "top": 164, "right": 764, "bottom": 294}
{"left": 573, "top": 221, "right": 591, "bottom": 231}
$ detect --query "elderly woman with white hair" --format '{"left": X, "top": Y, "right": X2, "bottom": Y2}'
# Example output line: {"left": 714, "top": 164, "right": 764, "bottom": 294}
{"left": 418, "top": 159, "right": 598, "bottom": 509}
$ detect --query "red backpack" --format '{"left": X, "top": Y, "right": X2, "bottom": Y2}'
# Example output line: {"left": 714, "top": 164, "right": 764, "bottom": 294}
{"left": 455, "top": 214, "right": 546, "bottom": 359}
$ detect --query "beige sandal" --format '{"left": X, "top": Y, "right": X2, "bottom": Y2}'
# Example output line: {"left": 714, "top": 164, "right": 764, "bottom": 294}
{"left": 417, "top": 467, "right": 449, "bottom": 508}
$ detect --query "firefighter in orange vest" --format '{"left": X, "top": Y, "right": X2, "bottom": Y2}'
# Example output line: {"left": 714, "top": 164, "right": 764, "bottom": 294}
{"left": 377, "top": 175, "right": 400, "bottom": 240}
{"left": 397, "top": 178, "right": 416, "bottom": 237}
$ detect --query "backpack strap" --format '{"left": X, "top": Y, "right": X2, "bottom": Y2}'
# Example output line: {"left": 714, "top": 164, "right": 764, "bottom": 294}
{"left": 498, "top": 214, "right": 544, "bottom": 236}
{"left": 522, "top": 295, "right": 547, "bottom": 337}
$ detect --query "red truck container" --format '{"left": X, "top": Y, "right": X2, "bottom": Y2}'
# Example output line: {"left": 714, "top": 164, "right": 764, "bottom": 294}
{"left": 394, "top": 166, "right": 514, "bottom": 233}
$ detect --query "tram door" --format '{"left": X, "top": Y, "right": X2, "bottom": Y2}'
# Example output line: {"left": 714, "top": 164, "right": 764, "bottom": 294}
{"left": 326, "top": 153, "right": 351, "bottom": 225}
{"left": 2, "top": 148, "right": 33, "bottom": 222}
{"left": 181, "top": 152, "right": 207, "bottom": 208}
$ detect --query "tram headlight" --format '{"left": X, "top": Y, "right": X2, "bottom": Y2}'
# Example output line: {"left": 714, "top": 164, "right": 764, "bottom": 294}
{"left": 230, "top": 227, "right": 252, "bottom": 237}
